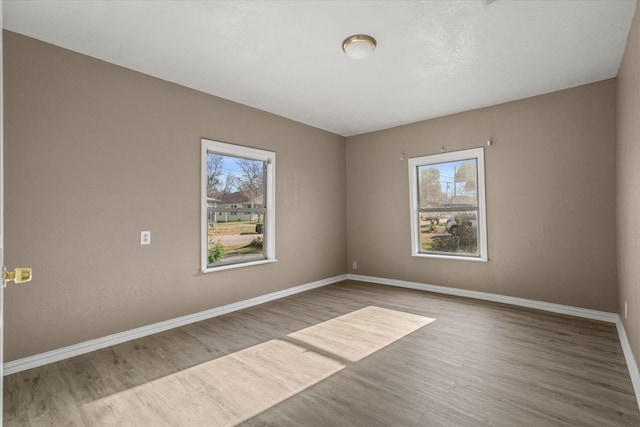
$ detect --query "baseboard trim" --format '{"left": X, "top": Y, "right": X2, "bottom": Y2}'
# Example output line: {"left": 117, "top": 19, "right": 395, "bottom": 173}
{"left": 616, "top": 319, "right": 640, "bottom": 411}
{"left": 3, "top": 274, "right": 347, "bottom": 376}
{"left": 347, "top": 274, "right": 618, "bottom": 322}
{"left": 347, "top": 273, "right": 640, "bottom": 411}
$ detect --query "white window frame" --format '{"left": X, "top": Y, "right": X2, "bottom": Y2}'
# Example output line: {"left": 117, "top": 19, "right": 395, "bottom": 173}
{"left": 201, "top": 138, "right": 276, "bottom": 272}
{"left": 408, "top": 147, "right": 488, "bottom": 262}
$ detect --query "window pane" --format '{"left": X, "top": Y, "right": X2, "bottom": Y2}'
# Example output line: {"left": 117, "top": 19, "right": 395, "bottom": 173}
{"left": 206, "top": 151, "right": 266, "bottom": 267}
{"left": 207, "top": 215, "right": 265, "bottom": 265}
{"left": 419, "top": 210, "right": 479, "bottom": 256}
{"left": 418, "top": 159, "right": 477, "bottom": 209}
{"left": 207, "top": 152, "right": 264, "bottom": 205}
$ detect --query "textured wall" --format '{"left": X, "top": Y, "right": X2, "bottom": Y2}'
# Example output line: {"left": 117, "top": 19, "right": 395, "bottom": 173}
{"left": 347, "top": 80, "right": 618, "bottom": 312}
{"left": 617, "top": 1, "right": 640, "bottom": 368}
{"left": 3, "top": 32, "right": 347, "bottom": 361}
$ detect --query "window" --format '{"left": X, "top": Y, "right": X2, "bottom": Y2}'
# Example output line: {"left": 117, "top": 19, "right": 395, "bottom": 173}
{"left": 408, "top": 147, "right": 487, "bottom": 261}
{"left": 201, "top": 139, "right": 276, "bottom": 272}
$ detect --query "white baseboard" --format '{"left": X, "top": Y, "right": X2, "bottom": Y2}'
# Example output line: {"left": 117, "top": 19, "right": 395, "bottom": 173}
{"left": 616, "top": 319, "right": 640, "bottom": 411}
{"left": 3, "top": 274, "right": 347, "bottom": 376}
{"left": 347, "top": 273, "right": 640, "bottom": 411}
{"left": 347, "top": 274, "right": 618, "bottom": 322}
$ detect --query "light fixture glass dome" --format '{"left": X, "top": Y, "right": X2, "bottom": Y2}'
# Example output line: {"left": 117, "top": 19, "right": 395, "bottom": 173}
{"left": 342, "top": 34, "right": 377, "bottom": 60}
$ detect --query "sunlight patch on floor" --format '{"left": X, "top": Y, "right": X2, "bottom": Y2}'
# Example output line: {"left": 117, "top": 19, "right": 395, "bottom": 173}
{"left": 82, "top": 306, "right": 434, "bottom": 425}
{"left": 82, "top": 339, "right": 344, "bottom": 426}
{"left": 289, "top": 305, "right": 435, "bottom": 362}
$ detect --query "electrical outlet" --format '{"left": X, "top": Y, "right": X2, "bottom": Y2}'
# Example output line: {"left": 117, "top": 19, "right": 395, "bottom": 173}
{"left": 141, "top": 231, "right": 151, "bottom": 245}
{"left": 352, "top": 261, "right": 357, "bottom": 270}
{"left": 625, "top": 301, "right": 628, "bottom": 319}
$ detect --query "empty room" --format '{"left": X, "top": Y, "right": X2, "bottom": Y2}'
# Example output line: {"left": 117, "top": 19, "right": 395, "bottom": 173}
{"left": 2, "top": 0, "right": 640, "bottom": 425}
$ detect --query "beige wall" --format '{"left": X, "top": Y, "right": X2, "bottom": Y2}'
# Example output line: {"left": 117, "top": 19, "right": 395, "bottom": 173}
{"left": 3, "top": 32, "right": 347, "bottom": 361}
{"left": 347, "top": 80, "right": 618, "bottom": 312}
{"left": 617, "top": 2, "right": 640, "bottom": 366}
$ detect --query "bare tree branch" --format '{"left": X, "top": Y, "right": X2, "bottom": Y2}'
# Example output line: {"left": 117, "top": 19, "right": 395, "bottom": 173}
{"left": 236, "top": 159, "right": 264, "bottom": 202}
{"left": 207, "top": 154, "right": 224, "bottom": 198}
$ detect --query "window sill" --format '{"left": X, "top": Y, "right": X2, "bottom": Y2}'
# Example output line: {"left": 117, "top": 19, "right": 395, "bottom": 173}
{"left": 412, "top": 253, "right": 488, "bottom": 262}
{"left": 201, "top": 258, "right": 278, "bottom": 273}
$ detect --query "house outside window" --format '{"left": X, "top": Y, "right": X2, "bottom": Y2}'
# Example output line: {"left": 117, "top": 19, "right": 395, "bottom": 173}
{"left": 201, "top": 139, "right": 276, "bottom": 272}
{"left": 408, "top": 147, "right": 487, "bottom": 261}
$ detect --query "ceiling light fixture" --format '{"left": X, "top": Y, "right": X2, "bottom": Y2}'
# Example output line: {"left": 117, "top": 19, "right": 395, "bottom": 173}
{"left": 342, "top": 34, "right": 377, "bottom": 60}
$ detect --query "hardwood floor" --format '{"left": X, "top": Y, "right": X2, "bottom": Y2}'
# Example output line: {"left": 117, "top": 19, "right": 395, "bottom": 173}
{"left": 4, "top": 281, "right": 640, "bottom": 426}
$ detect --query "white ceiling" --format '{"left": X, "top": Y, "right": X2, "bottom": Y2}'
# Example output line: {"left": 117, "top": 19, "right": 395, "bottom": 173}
{"left": 3, "top": 0, "right": 637, "bottom": 137}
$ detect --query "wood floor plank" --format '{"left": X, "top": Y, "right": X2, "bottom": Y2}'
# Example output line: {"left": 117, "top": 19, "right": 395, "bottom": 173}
{"left": 4, "top": 280, "right": 640, "bottom": 426}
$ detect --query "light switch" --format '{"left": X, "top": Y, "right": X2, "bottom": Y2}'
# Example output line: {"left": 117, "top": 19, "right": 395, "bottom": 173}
{"left": 141, "top": 231, "right": 151, "bottom": 245}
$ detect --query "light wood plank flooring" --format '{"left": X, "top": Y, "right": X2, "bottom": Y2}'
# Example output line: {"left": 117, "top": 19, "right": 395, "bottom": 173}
{"left": 4, "top": 281, "right": 640, "bottom": 426}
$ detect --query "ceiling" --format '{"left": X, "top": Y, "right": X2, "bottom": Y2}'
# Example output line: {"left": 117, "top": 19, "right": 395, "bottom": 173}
{"left": 3, "top": 0, "right": 637, "bottom": 137}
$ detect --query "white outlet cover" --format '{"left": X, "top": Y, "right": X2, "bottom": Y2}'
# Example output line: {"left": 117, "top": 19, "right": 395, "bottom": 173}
{"left": 141, "top": 231, "right": 151, "bottom": 245}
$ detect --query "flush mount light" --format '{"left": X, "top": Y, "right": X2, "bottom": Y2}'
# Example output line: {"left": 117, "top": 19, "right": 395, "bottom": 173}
{"left": 342, "top": 34, "right": 377, "bottom": 59}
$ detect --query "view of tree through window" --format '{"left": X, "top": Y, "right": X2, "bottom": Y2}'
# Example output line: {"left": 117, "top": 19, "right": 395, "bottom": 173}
{"left": 206, "top": 151, "right": 266, "bottom": 266}
{"left": 409, "top": 147, "right": 487, "bottom": 261}
{"left": 418, "top": 158, "right": 479, "bottom": 256}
